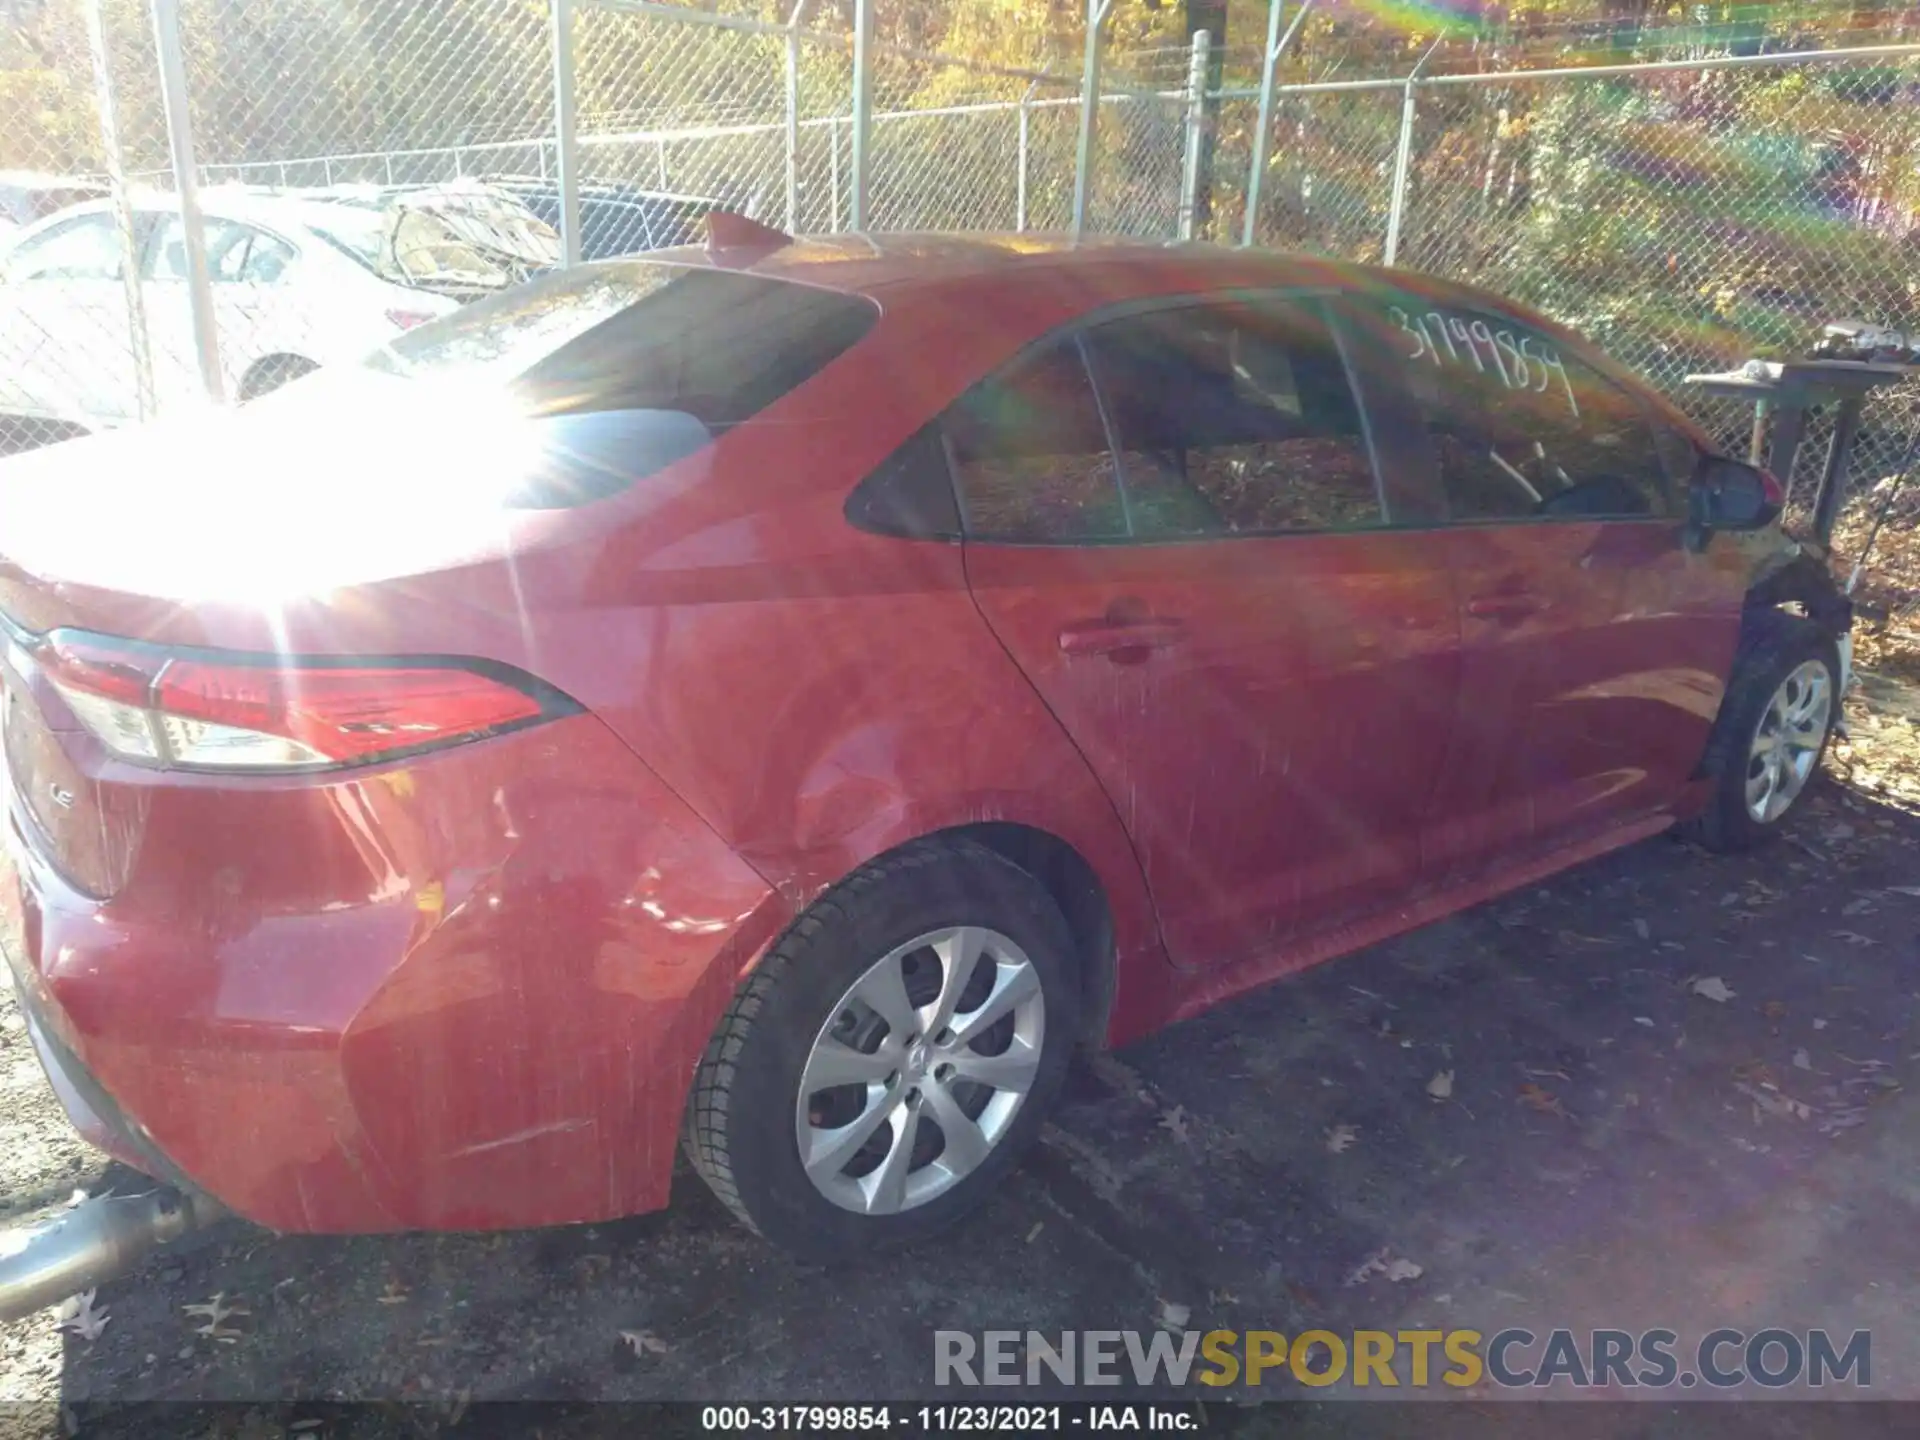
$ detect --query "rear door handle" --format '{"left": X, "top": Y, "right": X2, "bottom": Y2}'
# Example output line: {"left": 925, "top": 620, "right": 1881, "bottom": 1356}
{"left": 1058, "top": 618, "right": 1188, "bottom": 657}
{"left": 1465, "top": 593, "right": 1540, "bottom": 622}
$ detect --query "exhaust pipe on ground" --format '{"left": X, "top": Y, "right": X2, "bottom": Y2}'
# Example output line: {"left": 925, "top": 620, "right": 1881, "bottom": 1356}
{"left": 0, "top": 1187, "right": 224, "bottom": 1322}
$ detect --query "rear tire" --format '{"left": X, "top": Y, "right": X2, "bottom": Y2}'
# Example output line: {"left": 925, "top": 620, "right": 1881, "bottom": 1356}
{"left": 239, "top": 355, "right": 318, "bottom": 402}
{"left": 1681, "top": 613, "right": 1840, "bottom": 853}
{"left": 684, "top": 839, "right": 1078, "bottom": 1263}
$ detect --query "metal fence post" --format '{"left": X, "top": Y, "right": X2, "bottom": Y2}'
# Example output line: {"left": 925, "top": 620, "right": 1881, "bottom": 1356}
{"left": 1383, "top": 38, "right": 1440, "bottom": 268}
{"left": 1382, "top": 83, "right": 1415, "bottom": 265}
{"left": 1242, "top": 0, "right": 1312, "bottom": 247}
{"left": 84, "top": 0, "right": 153, "bottom": 422}
{"left": 1178, "top": 29, "right": 1212, "bottom": 240}
{"left": 1071, "top": 0, "right": 1115, "bottom": 237}
{"left": 849, "top": 0, "right": 872, "bottom": 229}
{"left": 829, "top": 117, "right": 841, "bottom": 230}
{"left": 149, "top": 0, "right": 222, "bottom": 404}
{"left": 1016, "top": 80, "right": 1035, "bottom": 232}
{"left": 783, "top": 0, "right": 809, "bottom": 232}
{"left": 550, "top": 0, "right": 582, "bottom": 265}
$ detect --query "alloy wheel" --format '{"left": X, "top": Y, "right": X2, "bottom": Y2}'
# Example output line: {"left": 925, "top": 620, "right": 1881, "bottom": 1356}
{"left": 1745, "top": 659, "right": 1832, "bottom": 824}
{"left": 794, "top": 925, "right": 1046, "bottom": 1216}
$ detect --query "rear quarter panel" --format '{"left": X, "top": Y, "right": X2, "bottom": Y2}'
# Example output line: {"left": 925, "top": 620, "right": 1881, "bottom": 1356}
{"left": 535, "top": 275, "right": 1181, "bottom": 1032}
{"left": 49, "top": 254, "right": 1348, "bottom": 1050}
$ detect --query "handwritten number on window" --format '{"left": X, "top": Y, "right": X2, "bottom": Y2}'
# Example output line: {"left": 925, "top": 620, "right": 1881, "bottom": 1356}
{"left": 1386, "top": 304, "right": 1580, "bottom": 419}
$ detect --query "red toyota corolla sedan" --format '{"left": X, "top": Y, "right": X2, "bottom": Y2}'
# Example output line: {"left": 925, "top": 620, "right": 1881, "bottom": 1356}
{"left": 0, "top": 223, "right": 1851, "bottom": 1264}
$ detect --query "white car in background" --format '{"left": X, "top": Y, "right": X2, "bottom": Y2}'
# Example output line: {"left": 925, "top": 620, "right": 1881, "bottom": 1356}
{"left": 0, "top": 183, "right": 559, "bottom": 439}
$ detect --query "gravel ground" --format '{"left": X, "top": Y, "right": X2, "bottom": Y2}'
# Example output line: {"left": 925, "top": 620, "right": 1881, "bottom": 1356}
{"left": 4, "top": 672, "right": 1920, "bottom": 1435}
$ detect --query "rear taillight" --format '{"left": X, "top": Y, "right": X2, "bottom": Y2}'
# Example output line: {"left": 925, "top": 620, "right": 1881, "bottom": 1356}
{"left": 1758, "top": 467, "right": 1787, "bottom": 507}
{"left": 385, "top": 307, "right": 439, "bottom": 331}
{"left": 38, "top": 631, "right": 575, "bottom": 772}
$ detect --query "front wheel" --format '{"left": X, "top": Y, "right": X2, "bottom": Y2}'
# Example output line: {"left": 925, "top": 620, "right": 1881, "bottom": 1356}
{"left": 1682, "top": 614, "right": 1840, "bottom": 852}
{"left": 684, "top": 839, "right": 1079, "bottom": 1262}
{"left": 238, "top": 355, "right": 318, "bottom": 402}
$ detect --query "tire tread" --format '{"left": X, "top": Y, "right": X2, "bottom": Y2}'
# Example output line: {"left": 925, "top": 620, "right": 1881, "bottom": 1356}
{"left": 682, "top": 839, "right": 1028, "bottom": 1239}
{"left": 1680, "top": 611, "right": 1839, "bottom": 853}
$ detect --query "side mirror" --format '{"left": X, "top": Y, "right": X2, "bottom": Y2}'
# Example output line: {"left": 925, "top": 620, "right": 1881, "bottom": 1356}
{"left": 1686, "top": 455, "right": 1780, "bottom": 552}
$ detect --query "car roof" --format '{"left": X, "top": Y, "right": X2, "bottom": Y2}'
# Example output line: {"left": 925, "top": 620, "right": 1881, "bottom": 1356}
{"left": 631, "top": 230, "right": 1364, "bottom": 298}
{"left": 39, "top": 187, "right": 332, "bottom": 228}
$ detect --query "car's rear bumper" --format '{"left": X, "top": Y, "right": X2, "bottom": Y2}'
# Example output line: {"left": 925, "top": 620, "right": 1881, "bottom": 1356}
{"left": 4, "top": 937, "right": 191, "bottom": 1191}
{"left": 2, "top": 714, "right": 792, "bottom": 1234}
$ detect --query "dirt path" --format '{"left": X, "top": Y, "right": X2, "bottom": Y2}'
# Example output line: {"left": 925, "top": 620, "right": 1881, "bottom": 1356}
{"left": 4, "top": 674, "right": 1920, "bottom": 1427}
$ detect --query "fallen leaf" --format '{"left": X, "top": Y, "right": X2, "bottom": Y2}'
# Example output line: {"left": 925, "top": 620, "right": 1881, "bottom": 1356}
{"left": 1814, "top": 1018, "right": 1830, "bottom": 1031}
{"left": 1692, "top": 976, "right": 1736, "bottom": 1003}
{"left": 1794, "top": 1049, "right": 1813, "bottom": 1071}
{"left": 1819, "top": 1106, "right": 1868, "bottom": 1136}
{"left": 1325, "top": 1123, "right": 1359, "bottom": 1154}
{"left": 1632, "top": 918, "right": 1651, "bottom": 940}
{"left": 1765, "top": 1000, "right": 1789, "bottom": 1022}
{"left": 1026, "top": 1223, "right": 1043, "bottom": 1244}
{"left": 1156, "top": 1300, "right": 1191, "bottom": 1331}
{"left": 56, "top": 1290, "right": 109, "bottom": 1342}
{"left": 1735, "top": 1082, "right": 1812, "bottom": 1121}
{"left": 1633, "top": 1016, "right": 1656, "bottom": 1027}
{"left": 620, "top": 1329, "right": 668, "bottom": 1357}
{"left": 377, "top": 1280, "right": 409, "bottom": 1306}
{"left": 1888, "top": 885, "right": 1920, "bottom": 897}
{"left": 1427, "top": 1069, "right": 1454, "bottom": 1100}
{"left": 1842, "top": 898, "right": 1875, "bottom": 917}
{"left": 1833, "top": 931, "right": 1879, "bottom": 946}
{"left": 1345, "top": 1248, "right": 1387, "bottom": 1286}
{"left": 181, "top": 1292, "right": 249, "bottom": 1342}
{"left": 1517, "top": 1083, "right": 1569, "bottom": 1118}
{"left": 1158, "top": 1106, "right": 1191, "bottom": 1143}
{"left": 1343, "top": 1248, "right": 1425, "bottom": 1286}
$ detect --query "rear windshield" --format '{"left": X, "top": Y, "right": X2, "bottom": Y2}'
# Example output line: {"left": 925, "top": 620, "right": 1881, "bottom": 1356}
{"left": 366, "top": 262, "right": 877, "bottom": 424}
{"left": 350, "top": 262, "right": 877, "bottom": 507}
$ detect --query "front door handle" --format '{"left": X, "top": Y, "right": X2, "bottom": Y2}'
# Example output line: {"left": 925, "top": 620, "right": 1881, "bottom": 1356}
{"left": 1465, "top": 592, "right": 1540, "bottom": 623}
{"left": 1058, "top": 617, "right": 1188, "bottom": 657}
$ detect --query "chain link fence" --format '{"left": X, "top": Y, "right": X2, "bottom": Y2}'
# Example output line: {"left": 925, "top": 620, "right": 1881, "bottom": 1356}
{"left": 1, "top": 0, "right": 1919, "bottom": 515}
{"left": 0, "top": 0, "right": 160, "bottom": 450}
{"left": 1385, "top": 52, "right": 1920, "bottom": 505}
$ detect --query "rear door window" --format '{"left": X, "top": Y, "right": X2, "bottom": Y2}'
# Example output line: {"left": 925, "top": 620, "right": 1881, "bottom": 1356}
{"left": 944, "top": 299, "right": 1387, "bottom": 545}
{"left": 944, "top": 337, "right": 1128, "bottom": 542}
{"left": 11, "top": 213, "right": 122, "bottom": 282}
{"left": 1083, "top": 298, "right": 1386, "bottom": 537}
{"left": 152, "top": 218, "right": 291, "bottom": 283}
